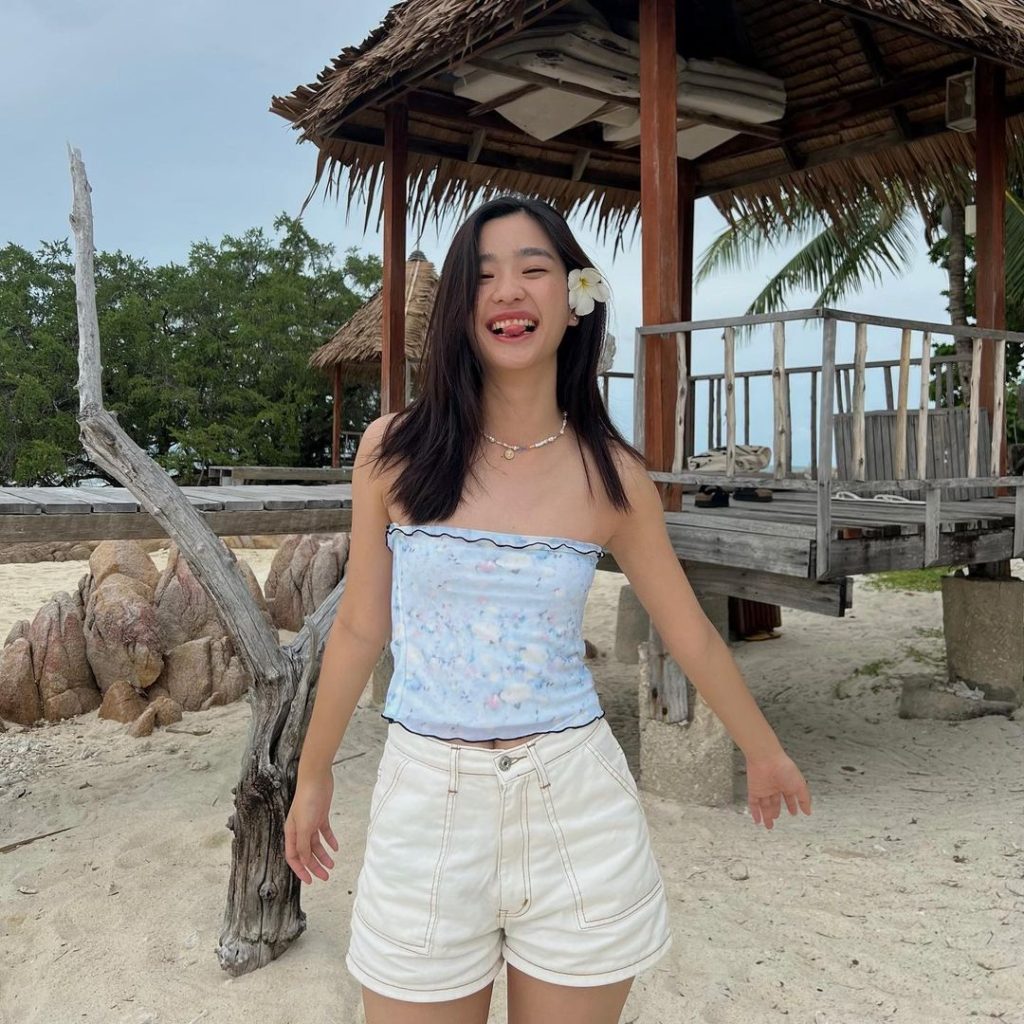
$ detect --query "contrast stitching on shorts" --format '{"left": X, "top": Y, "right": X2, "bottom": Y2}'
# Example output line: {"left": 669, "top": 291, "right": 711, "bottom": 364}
{"left": 502, "top": 929, "right": 672, "bottom": 978}
{"left": 502, "top": 782, "right": 533, "bottom": 919}
{"left": 366, "top": 755, "right": 408, "bottom": 837}
{"left": 584, "top": 740, "right": 641, "bottom": 806}
{"left": 536, "top": 778, "right": 665, "bottom": 930}
{"left": 353, "top": 904, "right": 434, "bottom": 957}
{"left": 423, "top": 785, "right": 459, "bottom": 950}
{"left": 346, "top": 948, "right": 504, "bottom": 994}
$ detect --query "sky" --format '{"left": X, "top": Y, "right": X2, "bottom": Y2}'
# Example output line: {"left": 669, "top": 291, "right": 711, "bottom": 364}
{"left": 1, "top": 0, "right": 956, "bottom": 464}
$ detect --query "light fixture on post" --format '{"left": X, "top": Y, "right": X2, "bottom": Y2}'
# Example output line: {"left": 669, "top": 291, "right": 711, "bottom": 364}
{"left": 946, "top": 67, "right": 976, "bottom": 133}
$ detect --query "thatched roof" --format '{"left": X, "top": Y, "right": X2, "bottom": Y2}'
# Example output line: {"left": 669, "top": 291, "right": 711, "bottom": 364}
{"left": 272, "top": 0, "right": 1024, "bottom": 235}
{"left": 308, "top": 251, "right": 438, "bottom": 375}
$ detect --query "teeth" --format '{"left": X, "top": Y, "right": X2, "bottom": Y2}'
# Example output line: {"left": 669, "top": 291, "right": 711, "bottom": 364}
{"left": 489, "top": 318, "right": 537, "bottom": 333}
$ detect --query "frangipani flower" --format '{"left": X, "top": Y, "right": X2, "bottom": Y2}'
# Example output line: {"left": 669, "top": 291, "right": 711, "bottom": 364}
{"left": 567, "top": 267, "right": 610, "bottom": 316}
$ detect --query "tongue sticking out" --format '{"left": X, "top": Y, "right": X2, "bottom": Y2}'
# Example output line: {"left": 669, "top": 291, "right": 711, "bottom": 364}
{"left": 501, "top": 323, "right": 528, "bottom": 339}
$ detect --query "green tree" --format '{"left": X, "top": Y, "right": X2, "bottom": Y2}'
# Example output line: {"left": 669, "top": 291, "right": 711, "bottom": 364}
{"left": 0, "top": 216, "right": 381, "bottom": 486}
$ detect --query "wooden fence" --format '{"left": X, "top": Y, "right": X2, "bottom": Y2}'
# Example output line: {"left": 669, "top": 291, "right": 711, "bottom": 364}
{"left": 633, "top": 307, "right": 1024, "bottom": 577}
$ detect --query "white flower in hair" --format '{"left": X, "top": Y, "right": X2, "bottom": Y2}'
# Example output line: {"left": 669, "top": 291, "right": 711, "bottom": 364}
{"left": 567, "top": 267, "right": 610, "bottom": 317}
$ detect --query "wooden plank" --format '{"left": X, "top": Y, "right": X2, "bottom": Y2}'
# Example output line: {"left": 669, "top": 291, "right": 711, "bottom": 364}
{"left": 680, "top": 563, "right": 850, "bottom": 617}
{"left": 666, "top": 527, "right": 813, "bottom": 576}
{"left": 724, "top": 326, "right": 736, "bottom": 476}
{"left": 707, "top": 378, "right": 715, "bottom": 451}
{"left": 827, "top": 527, "right": 1014, "bottom": 578}
{"left": 817, "top": 318, "right": 837, "bottom": 578}
{"left": 1015, "top": 486, "right": 1024, "bottom": 557}
{"left": 894, "top": 327, "right": 912, "bottom": 478}
{"left": 0, "top": 509, "right": 353, "bottom": 545}
{"left": 0, "top": 489, "right": 45, "bottom": 514}
{"left": 916, "top": 334, "right": 932, "bottom": 482}
{"left": 946, "top": 360, "right": 955, "bottom": 410}
{"left": 810, "top": 369, "right": 818, "bottom": 475}
{"left": 0, "top": 488, "right": 94, "bottom": 514}
{"left": 990, "top": 338, "right": 1006, "bottom": 476}
{"left": 772, "top": 321, "right": 787, "bottom": 478}
{"left": 884, "top": 364, "right": 895, "bottom": 409}
{"left": 743, "top": 376, "right": 750, "bottom": 444}
{"left": 785, "top": 370, "right": 793, "bottom": 474}
{"left": 672, "top": 331, "right": 689, "bottom": 476}
{"left": 835, "top": 368, "right": 845, "bottom": 415}
{"left": 667, "top": 510, "right": 818, "bottom": 540}
{"left": 715, "top": 378, "right": 723, "bottom": 447}
{"left": 968, "top": 337, "right": 983, "bottom": 477}
{"left": 852, "top": 322, "right": 867, "bottom": 480}
{"left": 633, "top": 326, "right": 645, "bottom": 452}
{"left": 924, "top": 488, "right": 941, "bottom": 564}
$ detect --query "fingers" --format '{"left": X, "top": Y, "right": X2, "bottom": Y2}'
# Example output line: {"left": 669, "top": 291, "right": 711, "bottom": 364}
{"left": 285, "top": 817, "right": 334, "bottom": 884}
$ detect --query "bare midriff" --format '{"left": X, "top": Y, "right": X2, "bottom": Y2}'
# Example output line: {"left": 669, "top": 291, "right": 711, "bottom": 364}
{"left": 437, "top": 731, "right": 547, "bottom": 749}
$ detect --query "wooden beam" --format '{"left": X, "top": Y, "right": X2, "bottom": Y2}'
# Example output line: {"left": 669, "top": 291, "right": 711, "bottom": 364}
{"left": 381, "top": 102, "right": 407, "bottom": 416}
{"left": 640, "top": 0, "right": 681, "bottom": 492}
{"left": 679, "top": 159, "right": 696, "bottom": 467}
{"left": 331, "top": 365, "right": 342, "bottom": 469}
{"left": 847, "top": 15, "right": 911, "bottom": 140}
{"left": 975, "top": 60, "right": 1008, "bottom": 476}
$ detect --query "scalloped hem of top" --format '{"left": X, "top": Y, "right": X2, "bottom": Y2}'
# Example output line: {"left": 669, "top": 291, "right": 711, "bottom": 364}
{"left": 381, "top": 711, "right": 606, "bottom": 744}
{"left": 385, "top": 521, "right": 604, "bottom": 558}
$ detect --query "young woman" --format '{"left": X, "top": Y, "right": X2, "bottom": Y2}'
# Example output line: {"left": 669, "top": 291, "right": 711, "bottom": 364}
{"left": 285, "top": 195, "right": 812, "bottom": 1024}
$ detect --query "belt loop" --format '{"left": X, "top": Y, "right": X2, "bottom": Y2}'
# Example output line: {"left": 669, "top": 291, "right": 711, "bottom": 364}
{"left": 524, "top": 741, "right": 551, "bottom": 789}
{"left": 448, "top": 744, "right": 461, "bottom": 794}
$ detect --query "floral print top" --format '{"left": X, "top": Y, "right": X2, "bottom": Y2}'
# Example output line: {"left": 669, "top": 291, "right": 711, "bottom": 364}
{"left": 382, "top": 522, "right": 606, "bottom": 741}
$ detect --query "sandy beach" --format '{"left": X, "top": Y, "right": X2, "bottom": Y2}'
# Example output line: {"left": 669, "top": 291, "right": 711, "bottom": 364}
{"left": 2, "top": 547, "right": 1023, "bottom": 1024}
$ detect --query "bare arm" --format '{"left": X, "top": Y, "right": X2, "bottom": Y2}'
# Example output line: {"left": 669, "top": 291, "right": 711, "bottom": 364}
{"left": 296, "top": 413, "right": 396, "bottom": 783}
{"left": 606, "top": 452, "right": 811, "bottom": 827}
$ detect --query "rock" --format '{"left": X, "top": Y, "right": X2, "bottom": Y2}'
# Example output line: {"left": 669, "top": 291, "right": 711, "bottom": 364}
{"left": 0, "top": 540, "right": 103, "bottom": 564}
{"left": 89, "top": 540, "right": 159, "bottom": 591}
{"left": 584, "top": 638, "right": 599, "bottom": 659}
{"left": 265, "top": 533, "right": 348, "bottom": 631}
{"left": 156, "top": 636, "right": 250, "bottom": 712}
{"left": 29, "top": 592, "right": 102, "bottom": 721}
{"left": 84, "top": 575, "right": 163, "bottom": 692}
{"left": 127, "top": 704, "right": 157, "bottom": 738}
{"left": 150, "top": 695, "right": 183, "bottom": 727}
{"left": 0, "top": 639, "right": 41, "bottom": 726}
{"left": 99, "top": 680, "right": 149, "bottom": 724}
{"left": 727, "top": 862, "right": 750, "bottom": 881}
{"left": 153, "top": 542, "right": 268, "bottom": 648}
{"left": 147, "top": 683, "right": 171, "bottom": 702}
{"left": 201, "top": 691, "right": 228, "bottom": 710}
{"left": 899, "top": 674, "right": 1017, "bottom": 721}
{"left": 4, "top": 620, "right": 30, "bottom": 647}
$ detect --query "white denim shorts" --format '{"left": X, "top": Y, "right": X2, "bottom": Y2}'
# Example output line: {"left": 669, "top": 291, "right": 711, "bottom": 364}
{"left": 346, "top": 715, "right": 672, "bottom": 1003}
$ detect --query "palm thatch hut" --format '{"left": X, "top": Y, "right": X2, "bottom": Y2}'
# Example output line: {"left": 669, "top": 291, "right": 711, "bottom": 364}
{"left": 273, "top": 0, "right": 1024, "bottom": 464}
{"left": 309, "top": 250, "right": 438, "bottom": 465}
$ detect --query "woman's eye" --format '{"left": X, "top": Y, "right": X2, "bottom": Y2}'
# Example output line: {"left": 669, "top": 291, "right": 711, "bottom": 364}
{"left": 524, "top": 268, "right": 546, "bottom": 275}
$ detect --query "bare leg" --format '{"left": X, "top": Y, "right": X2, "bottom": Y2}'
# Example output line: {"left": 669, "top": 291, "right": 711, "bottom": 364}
{"left": 362, "top": 981, "right": 495, "bottom": 1024}
{"left": 507, "top": 965, "right": 633, "bottom": 1024}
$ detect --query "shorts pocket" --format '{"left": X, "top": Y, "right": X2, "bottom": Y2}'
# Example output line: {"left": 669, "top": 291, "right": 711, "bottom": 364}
{"left": 537, "top": 731, "right": 663, "bottom": 930}
{"left": 355, "top": 749, "right": 457, "bottom": 954}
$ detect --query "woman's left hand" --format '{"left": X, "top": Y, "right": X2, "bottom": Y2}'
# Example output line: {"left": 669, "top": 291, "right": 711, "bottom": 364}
{"left": 744, "top": 751, "right": 812, "bottom": 829}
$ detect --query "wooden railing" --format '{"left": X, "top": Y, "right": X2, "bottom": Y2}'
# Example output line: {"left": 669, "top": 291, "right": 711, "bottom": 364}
{"left": 634, "top": 308, "right": 1024, "bottom": 578}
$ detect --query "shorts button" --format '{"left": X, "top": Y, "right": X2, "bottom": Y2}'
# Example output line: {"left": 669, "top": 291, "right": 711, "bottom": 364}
{"left": 497, "top": 755, "right": 513, "bottom": 771}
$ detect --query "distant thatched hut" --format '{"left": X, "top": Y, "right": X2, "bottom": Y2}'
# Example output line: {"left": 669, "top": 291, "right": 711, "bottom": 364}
{"left": 308, "top": 251, "right": 438, "bottom": 465}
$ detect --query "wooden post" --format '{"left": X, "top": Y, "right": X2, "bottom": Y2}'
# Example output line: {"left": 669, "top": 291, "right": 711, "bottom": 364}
{"left": 917, "top": 333, "right": 932, "bottom": 480}
{"left": 817, "top": 317, "right": 837, "bottom": 579}
{"left": 968, "top": 338, "right": 983, "bottom": 477}
{"left": 975, "top": 60, "right": 1007, "bottom": 475}
{"left": 331, "top": 366, "right": 342, "bottom": 468}
{"left": 772, "top": 321, "right": 788, "bottom": 478}
{"left": 640, "top": 0, "right": 681, "bottom": 503}
{"left": 852, "top": 323, "right": 867, "bottom": 480}
{"left": 671, "top": 332, "right": 689, "bottom": 477}
{"left": 894, "top": 327, "right": 912, "bottom": 478}
{"left": 679, "top": 160, "right": 696, "bottom": 477}
{"left": 724, "top": 327, "right": 736, "bottom": 477}
{"left": 381, "top": 101, "right": 408, "bottom": 416}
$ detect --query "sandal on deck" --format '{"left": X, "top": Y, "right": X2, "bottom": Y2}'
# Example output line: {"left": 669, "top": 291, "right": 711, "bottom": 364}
{"left": 734, "top": 486, "right": 773, "bottom": 502}
{"left": 695, "top": 485, "right": 729, "bottom": 509}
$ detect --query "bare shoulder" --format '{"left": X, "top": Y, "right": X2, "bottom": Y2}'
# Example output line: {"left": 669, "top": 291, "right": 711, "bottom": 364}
{"left": 606, "top": 441, "right": 663, "bottom": 547}
{"left": 354, "top": 412, "right": 400, "bottom": 466}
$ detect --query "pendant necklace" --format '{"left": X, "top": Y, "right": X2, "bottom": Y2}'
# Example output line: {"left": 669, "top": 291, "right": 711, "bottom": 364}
{"left": 482, "top": 410, "right": 568, "bottom": 461}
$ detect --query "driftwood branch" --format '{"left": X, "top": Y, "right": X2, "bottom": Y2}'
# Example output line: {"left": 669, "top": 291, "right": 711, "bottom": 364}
{"left": 67, "top": 146, "right": 344, "bottom": 976}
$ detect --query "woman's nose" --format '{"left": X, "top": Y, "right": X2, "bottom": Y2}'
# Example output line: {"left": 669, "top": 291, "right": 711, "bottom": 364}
{"left": 490, "top": 271, "right": 525, "bottom": 301}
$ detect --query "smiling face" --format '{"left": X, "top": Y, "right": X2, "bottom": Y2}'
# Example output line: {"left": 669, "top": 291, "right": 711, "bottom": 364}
{"left": 473, "top": 211, "right": 574, "bottom": 366}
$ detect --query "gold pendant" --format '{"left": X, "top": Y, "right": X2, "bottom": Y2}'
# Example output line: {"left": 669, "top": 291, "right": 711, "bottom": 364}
{"left": 503, "top": 448, "right": 516, "bottom": 460}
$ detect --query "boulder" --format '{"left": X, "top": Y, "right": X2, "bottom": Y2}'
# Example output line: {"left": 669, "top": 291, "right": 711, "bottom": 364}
{"left": 156, "top": 636, "right": 250, "bottom": 712}
{"left": 150, "top": 694, "right": 183, "bottom": 726}
{"left": 99, "top": 679, "right": 149, "bottom": 724}
{"left": 84, "top": 574, "right": 163, "bottom": 692}
{"left": 4, "top": 620, "right": 30, "bottom": 647}
{"left": 89, "top": 540, "right": 159, "bottom": 591}
{"left": 127, "top": 704, "right": 157, "bottom": 738}
{"left": 0, "top": 638, "right": 41, "bottom": 726}
{"left": 29, "top": 591, "right": 102, "bottom": 721}
{"left": 153, "top": 543, "right": 268, "bottom": 649}
{"left": 266, "top": 533, "right": 349, "bottom": 631}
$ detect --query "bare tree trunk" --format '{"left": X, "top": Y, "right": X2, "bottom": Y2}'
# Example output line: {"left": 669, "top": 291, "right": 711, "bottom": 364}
{"left": 68, "top": 147, "right": 344, "bottom": 975}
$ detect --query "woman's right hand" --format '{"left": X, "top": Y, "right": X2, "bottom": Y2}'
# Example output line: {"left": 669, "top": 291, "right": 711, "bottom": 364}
{"left": 285, "top": 772, "right": 339, "bottom": 884}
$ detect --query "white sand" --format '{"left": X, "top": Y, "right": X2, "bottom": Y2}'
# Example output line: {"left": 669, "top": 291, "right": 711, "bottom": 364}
{"left": 2, "top": 550, "right": 1023, "bottom": 1024}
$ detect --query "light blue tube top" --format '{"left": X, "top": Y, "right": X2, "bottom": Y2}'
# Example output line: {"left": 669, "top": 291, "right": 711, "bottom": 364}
{"left": 383, "top": 522, "right": 606, "bottom": 742}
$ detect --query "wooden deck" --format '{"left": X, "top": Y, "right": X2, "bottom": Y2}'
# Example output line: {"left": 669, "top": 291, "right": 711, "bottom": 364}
{"left": 2, "top": 484, "right": 1020, "bottom": 618}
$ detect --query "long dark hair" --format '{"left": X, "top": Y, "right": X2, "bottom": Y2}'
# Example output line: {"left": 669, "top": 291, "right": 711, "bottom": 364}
{"left": 372, "top": 195, "right": 644, "bottom": 524}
